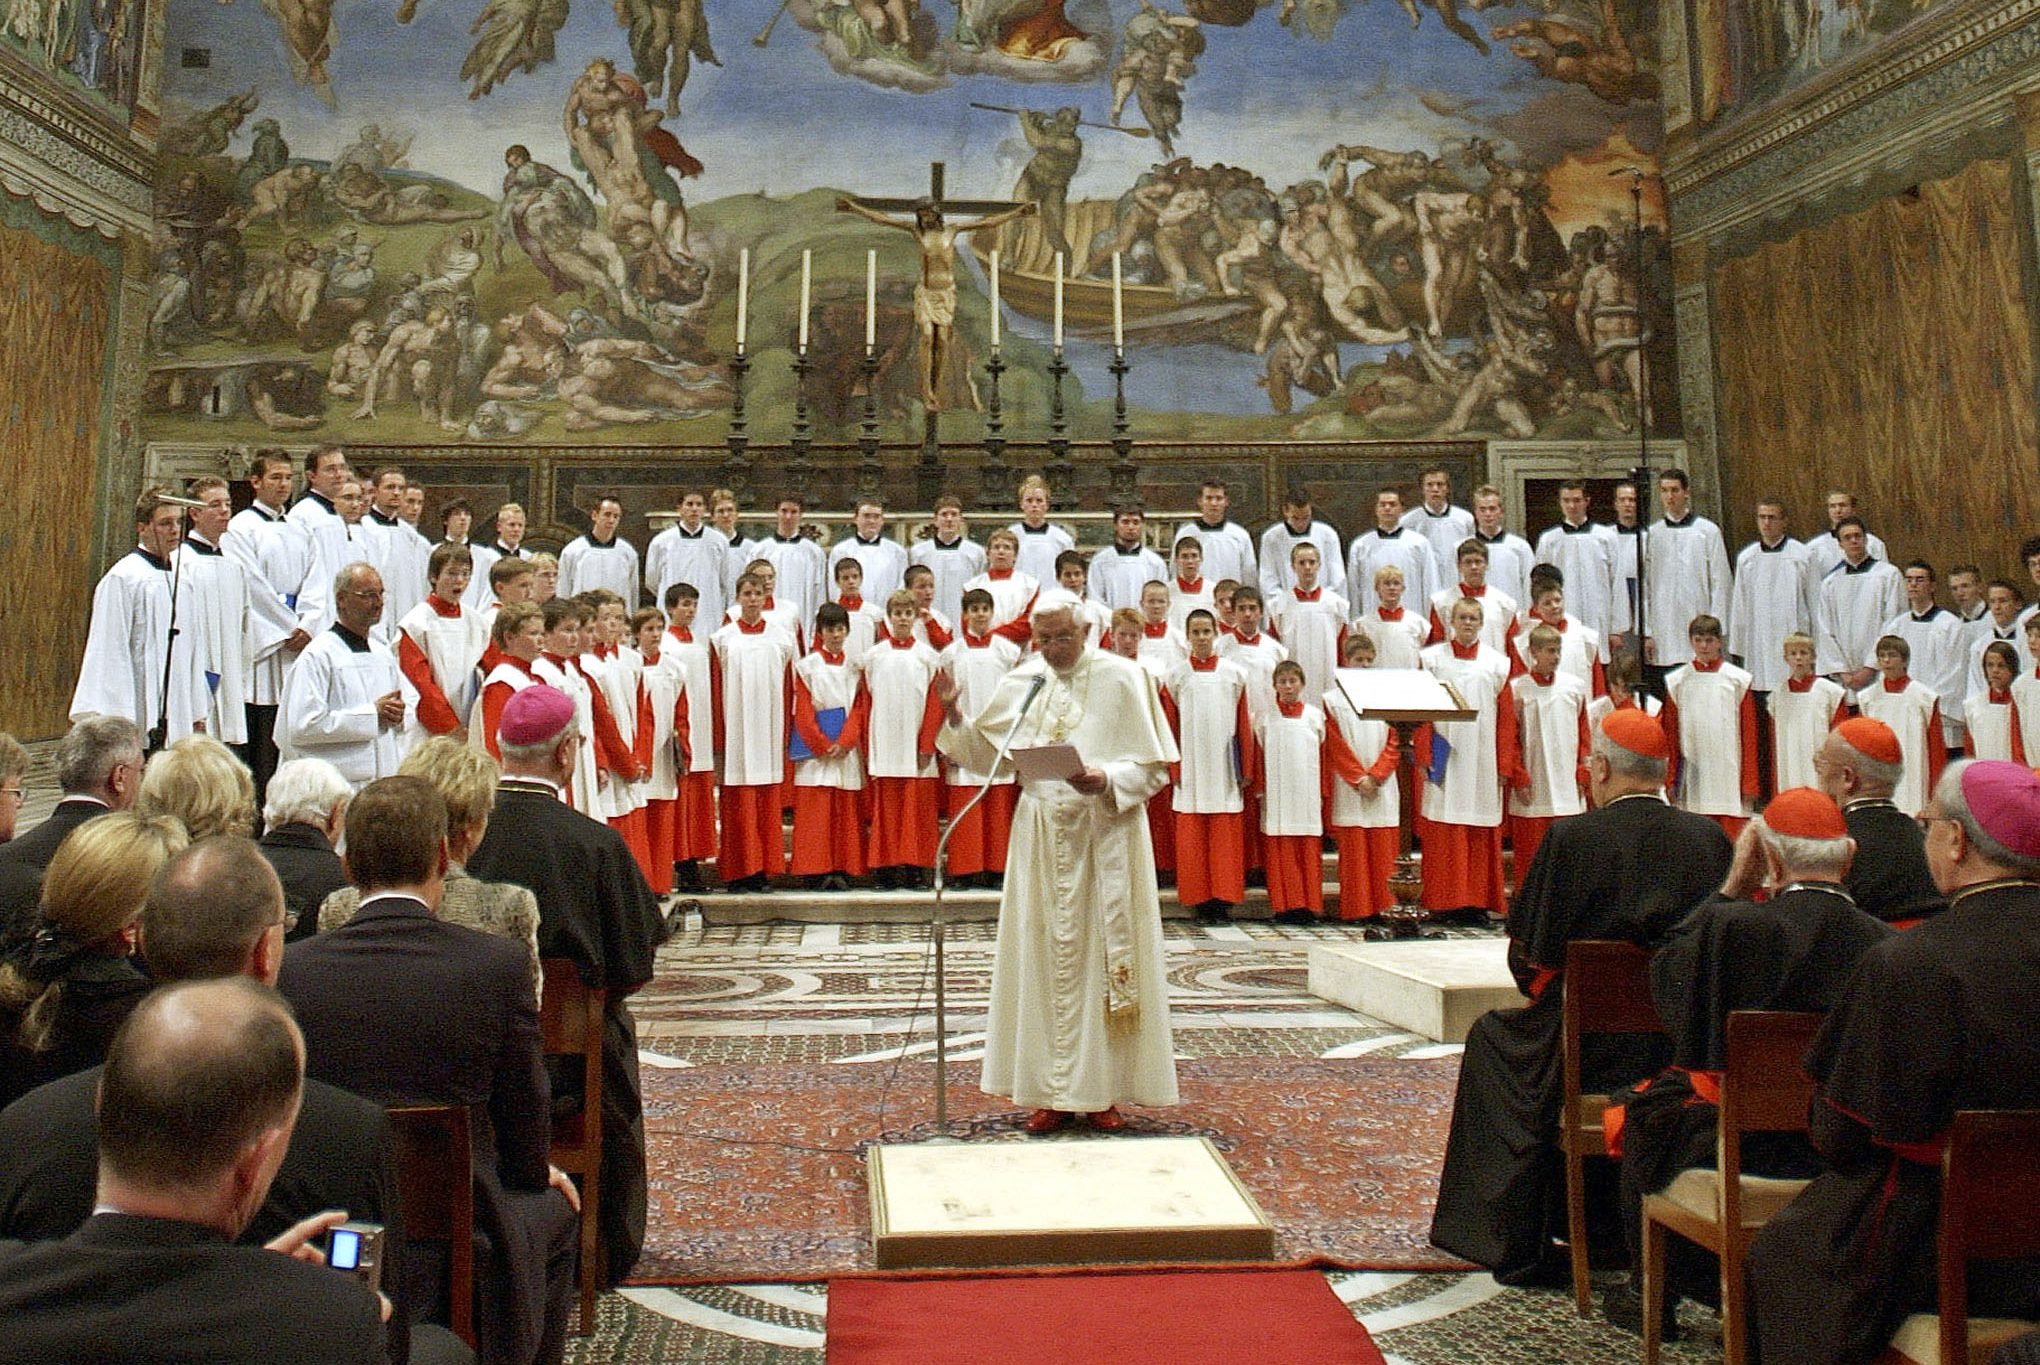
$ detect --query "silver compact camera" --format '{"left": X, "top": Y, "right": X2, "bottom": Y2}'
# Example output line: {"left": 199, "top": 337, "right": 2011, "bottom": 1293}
{"left": 326, "top": 1221, "right": 385, "bottom": 1295}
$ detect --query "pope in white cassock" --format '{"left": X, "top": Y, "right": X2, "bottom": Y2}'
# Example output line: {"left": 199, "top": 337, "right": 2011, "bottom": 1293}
{"left": 71, "top": 492, "right": 209, "bottom": 747}
{"left": 936, "top": 597, "right": 1181, "bottom": 1134}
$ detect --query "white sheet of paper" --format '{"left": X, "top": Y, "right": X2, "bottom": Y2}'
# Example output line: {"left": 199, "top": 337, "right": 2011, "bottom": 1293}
{"left": 1010, "top": 743, "right": 1085, "bottom": 782}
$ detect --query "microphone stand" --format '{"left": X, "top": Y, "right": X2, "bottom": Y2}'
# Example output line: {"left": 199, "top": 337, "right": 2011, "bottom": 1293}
{"left": 926, "top": 667, "right": 1047, "bottom": 1139}
{"left": 148, "top": 523, "right": 190, "bottom": 756}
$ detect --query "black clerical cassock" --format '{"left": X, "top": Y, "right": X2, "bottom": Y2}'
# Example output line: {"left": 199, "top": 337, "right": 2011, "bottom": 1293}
{"left": 1428, "top": 790, "right": 1732, "bottom": 1282}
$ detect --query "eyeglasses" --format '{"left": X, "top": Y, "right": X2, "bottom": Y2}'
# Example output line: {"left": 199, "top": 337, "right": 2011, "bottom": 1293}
{"left": 1915, "top": 813, "right": 1953, "bottom": 833}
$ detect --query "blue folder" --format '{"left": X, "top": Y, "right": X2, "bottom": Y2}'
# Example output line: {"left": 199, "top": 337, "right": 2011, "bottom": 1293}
{"left": 790, "top": 706, "right": 847, "bottom": 762}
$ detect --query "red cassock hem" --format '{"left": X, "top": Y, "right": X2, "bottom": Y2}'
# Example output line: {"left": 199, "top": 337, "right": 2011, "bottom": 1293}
{"left": 1146, "top": 789, "right": 1177, "bottom": 872}
{"left": 1174, "top": 811, "right": 1246, "bottom": 905}
{"left": 677, "top": 771, "right": 718, "bottom": 861}
{"left": 941, "top": 782, "right": 1016, "bottom": 876}
{"left": 1415, "top": 817, "right": 1506, "bottom": 913}
{"left": 644, "top": 797, "right": 677, "bottom": 894}
{"left": 719, "top": 783, "right": 788, "bottom": 880}
{"left": 1508, "top": 814, "right": 1554, "bottom": 878}
{"left": 1331, "top": 825, "right": 1398, "bottom": 919}
{"left": 1262, "top": 833, "right": 1323, "bottom": 913}
{"left": 1712, "top": 813, "right": 1748, "bottom": 840}
{"left": 610, "top": 807, "right": 654, "bottom": 886}
{"left": 867, "top": 777, "right": 939, "bottom": 868}
{"left": 793, "top": 787, "right": 870, "bottom": 875}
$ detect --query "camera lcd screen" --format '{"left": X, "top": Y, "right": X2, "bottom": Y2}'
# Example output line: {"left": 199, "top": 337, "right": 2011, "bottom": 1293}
{"left": 329, "top": 1228, "right": 361, "bottom": 1271}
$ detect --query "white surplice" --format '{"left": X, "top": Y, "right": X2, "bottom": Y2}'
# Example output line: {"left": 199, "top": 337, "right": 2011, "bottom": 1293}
{"left": 225, "top": 503, "right": 313, "bottom": 707}
{"left": 909, "top": 536, "right": 987, "bottom": 623}
{"left": 710, "top": 621, "right": 797, "bottom": 787}
{"left": 646, "top": 525, "right": 732, "bottom": 628}
{"left": 1642, "top": 516, "right": 1733, "bottom": 665}
{"left": 1533, "top": 521, "right": 1618, "bottom": 650}
{"left": 1727, "top": 538, "right": 1817, "bottom": 691}
{"left": 558, "top": 535, "right": 642, "bottom": 607}
{"left": 70, "top": 549, "right": 209, "bottom": 743}
{"left": 277, "top": 626, "right": 404, "bottom": 787}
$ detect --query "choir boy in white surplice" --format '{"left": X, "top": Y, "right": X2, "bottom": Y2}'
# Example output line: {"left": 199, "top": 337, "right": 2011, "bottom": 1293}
{"left": 1219, "top": 588, "right": 1288, "bottom": 722}
{"left": 277, "top": 562, "right": 405, "bottom": 787}
{"left": 1049, "top": 555, "right": 1109, "bottom": 650}
{"left": 1009, "top": 475, "right": 1078, "bottom": 588}
{"left": 1965, "top": 581, "right": 2032, "bottom": 707}
{"left": 1771, "top": 634, "right": 1849, "bottom": 791}
{"left": 863, "top": 593, "right": 946, "bottom": 885}
{"left": 1802, "top": 490, "right": 1889, "bottom": 575}
{"left": 710, "top": 573, "right": 799, "bottom": 892}
{"left": 1533, "top": 481, "right": 1619, "bottom": 652}
{"left": 1349, "top": 488, "right": 1440, "bottom": 618}
{"left": 462, "top": 502, "right": 531, "bottom": 613}
{"left": 1660, "top": 615, "right": 1758, "bottom": 837}
{"left": 1607, "top": 482, "right": 1644, "bottom": 650}
{"left": 1641, "top": 469, "right": 1733, "bottom": 668}
{"left": 1506, "top": 626, "right": 1591, "bottom": 873}
{"left": 938, "top": 590, "right": 1024, "bottom": 883}
{"left": 1884, "top": 562, "right": 1970, "bottom": 751}
{"left": 225, "top": 453, "right": 315, "bottom": 797}
{"left": 1508, "top": 578, "right": 1605, "bottom": 699}
{"left": 905, "top": 564, "right": 958, "bottom": 653}
{"left": 1351, "top": 565, "right": 1428, "bottom": 671}
{"left": 1399, "top": 467, "right": 1476, "bottom": 590}
{"left": 656, "top": 585, "right": 718, "bottom": 892}
{"left": 1966, "top": 642, "right": 2024, "bottom": 763}
{"left": 1814, "top": 518, "right": 1905, "bottom": 685}
{"left": 1171, "top": 479, "right": 1257, "bottom": 589}
{"left": 1324, "top": 634, "right": 1400, "bottom": 920}
{"left": 645, "top": 492, "right": 731, "bottom": 630}
{"left": 529, "top": 601, "right": 607, "bottom": 821}
{"left": 475, "top": 603, "right": 542, "bottom": 758}
{"left": 285, "top": 446, "right": 354, "bottom": 635}
{"left": 828, "top": 500, "right": 910, "bottom": 603}
{"left": 1948, "top": 565, "right": 1989, "bottom": 631}
{"left": 1160, "top": 611, "right": 1255, "bottom": 916}
{"left": 1727, "top": 500, "right": 1817, "bottom": 694}
{"left": 1089, "top": 505, "right": 1169, "bottom": 613}
{"left": 1165, "top": 539, "right": 1217, "bottom": 635}
{"left": 934, "top": 600, "right": 1180, "bottom": 1132}
{"left": 749, "top": 496, "right": 828, "bottom": 628}
{"left": 363, "top": 468, "right": 431, "bottom": 629}
{"left": 632, "top": 608, "right": 685, "bottom": 895}
{"left": 2014, "top": 620, "right": 2040, "bottom": 769}
{"left": 71, "top": 491, "right": 210, "bottom": 747}
{"left": 965, "top": 529, "right": 1042, "bottom": 646}
{"left": 1136, "top": 582, "right": 1191, "bottom": 679}
{"left": 827, "top": 557, "right": 884, "bottom": 665}
{"left": 181, "top": 478, "right": 285, "bottom": 749}
{"left": 909, "top": 496, "right": 986, "bottom": 624}
{"left": 1258, "top": 489, "right": 1346, "bottom": 600}
{"left": 394, "top": 544, "right": 488, "bottom": 747}
{"left": 1255, "top": 662, "right": 1326, "bottom": 921}
{"left": 1417, "top": 600, "right": 1521, "bottom": 915}
{"left": 1266, "top": 543, "right": 1348, "bottom": 706}
{"left": 1853, "top": 635, "right": 1947, "bottom": 817}
{"left": 1471, "top": 487, "right": 1535, "bottom": 609}
{"left": 1427, "top": 540, "right": 1518, "bottom": 657}
{"left": 558, "top": 496, "right": 642, "bottom": 607}
{"left": 790, "top": 604, "right": 869, "bottom": 888}
{"left": 1588, "top": 653, "right": 1661, "bottom": 743}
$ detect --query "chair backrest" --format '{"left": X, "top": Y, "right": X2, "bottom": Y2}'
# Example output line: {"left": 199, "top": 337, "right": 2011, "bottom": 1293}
{"left": 386, "top": 1103, "right": 476, "bottom": 1347}
{"left": 1721, "top": 1011, "right": 1823, "bottom": 1136}
{"left": 1939, "top": 1109, "right": 2040, "bottom": 1361}
{"left": 1561, "top": 940, "right": 1663, "bottom": 1099}
{"left": 539, "top": 959, "right": 604, "bottom": 1062}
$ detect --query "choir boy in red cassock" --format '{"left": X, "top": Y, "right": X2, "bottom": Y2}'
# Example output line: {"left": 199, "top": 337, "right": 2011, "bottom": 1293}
{"left": 476, "top": 602, "right": 544, "bottom": 758}
{"left": 1166, "top": 538, "right": 1214, "bottom": 633}
{"left": 633, "top": 606, "right": 685, "bottom": 894}
{"left": 904, "top": 564, "right": 955, "bottom": 652}
{"left": 1352, "top": 565, "right": 1427, "bottom": 671}
{"left": 863, "top": 591, "right": 945, "bottom": 889}
{"left": 1324, "top": 633, "right": 1400, "bottom": 919}
{"left": 937, "top": 589, "right": 1022, "bottom": 888}
{"left": 1257, "top": 660, "right": 1327, "bottom": 923}
{"left": 1416, "top": 598, "right": 1522, "bottom": 917}
{"left": 1770, "top": 632, "right": 1849, "bottom": 791}
{"left": 791, "top": 603, "right": 870, "bottom": 890}
{"left": 659, "top": 584, "right": 718, "bottom": 893}
{"left": 1506, "top": 624, "right": 1591, "bottom": 872}
{"left": 1266, "top": 542, "right": 1347, "bottom": 704}
{"left": 1966, "top": 641, "right": 2024, "bottom": 763}
{"left": 1661, "top": 614, "right": 1760, "bottom": 838}
{"left": 396, "top": 542, "right": 487, "bottom": 747}
{"left": 1852, "top": 634, "right": 1947, "bottom": 816}
{"left": 710, "top": 573, "right": 798, "bottom": 892}
{"left": 1161, "top": 609, "right": 1255, "bottom": 919}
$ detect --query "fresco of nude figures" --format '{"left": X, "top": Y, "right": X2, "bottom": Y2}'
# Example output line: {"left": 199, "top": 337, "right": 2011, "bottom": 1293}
{"left": 142, "top": 0, "right": 1682, "bottom": 446}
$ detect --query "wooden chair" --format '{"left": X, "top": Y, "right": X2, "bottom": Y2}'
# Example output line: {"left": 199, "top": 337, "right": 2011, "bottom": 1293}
{"left": 387, "top": 1104, "right": 476, "bottom": 1349}
{"left": 1560, "top": 939, "right": 1664, "bottom": 1316}
{"left": 1879, "top": 1109, "right": 2040, "bottom": 1365}
{"left": 541, "top": 959, "right": 607, "bottom": 1336}
{"left": 1640, "top": 1010, "right": 1824, "bottom": 1365}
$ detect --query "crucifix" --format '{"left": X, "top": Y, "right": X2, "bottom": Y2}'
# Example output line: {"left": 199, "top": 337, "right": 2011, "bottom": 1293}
{"left": 836, "top": 161, "right": 1036, "bottom": 456}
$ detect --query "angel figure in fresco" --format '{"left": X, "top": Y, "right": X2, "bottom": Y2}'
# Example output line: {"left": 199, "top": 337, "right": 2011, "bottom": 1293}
{"left": 1492, "top": 0, "right": 1659, "bottom": 103}
{"left": 1108, "top": 0, "right": 1202, "bottom": 157}
{"left": 956, "top": 0, "right": 1090, "bottom": 62}
{"left": 259, "top": 0, "right": 338, "bottom": 99}
{"left": 463, "top": 0, "right": 570, "bottom": 98}
{"left": 615, "top": 0, "right": 719, "bottom": 114}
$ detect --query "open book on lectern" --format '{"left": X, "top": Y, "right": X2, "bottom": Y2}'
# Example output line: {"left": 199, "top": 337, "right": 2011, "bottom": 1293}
{"left": 1330, "top": 668, "right": 1478, "bottom": 725}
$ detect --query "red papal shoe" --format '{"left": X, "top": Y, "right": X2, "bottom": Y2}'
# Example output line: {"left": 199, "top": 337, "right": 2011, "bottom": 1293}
{"left": 1086, "top": 1107, "right": 1127, "bottom": 1132}
{"left": 1025, "top": 1108, "right": 1070, "bottom": 1135}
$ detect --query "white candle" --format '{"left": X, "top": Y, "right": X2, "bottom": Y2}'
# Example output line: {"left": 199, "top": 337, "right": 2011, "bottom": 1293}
{"left": 989, "top": 250, "right": 1001, "bottom": 350}
{"left": 798, "top": 248, "right": 811, "bottom": 354}
{"left": 1052, "top": 251, "right": 1064, "bottom": 351}
{"left": 864, "top": 249, "right": 876, "bottom": 354}
{"left": 735, "top": 247, "right": 749, "bottom": 355}
{"left": 1111, "top": 252, "right": 1124, "bottom": 352}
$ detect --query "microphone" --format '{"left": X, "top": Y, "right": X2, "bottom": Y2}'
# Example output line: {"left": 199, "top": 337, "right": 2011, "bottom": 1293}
{"left": 1015, "top": 668, "right": 1049, "bottom": 719}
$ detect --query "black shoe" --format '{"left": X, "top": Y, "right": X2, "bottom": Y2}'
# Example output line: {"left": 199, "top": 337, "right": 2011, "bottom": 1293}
{"left": 823, "top": 873, "right": 851, "bottom": 892}
{"left": 676, "top": 861, "right": 704, "bottom": 893}
{"left": 1272, "top": 908, "right": 1318, "bottom": 925}
{"left": 874, "top": 867, "right": 898, "bottom": 890}
{"left": 1600, "top": 1279, "right": 1679, "bottom": 1340}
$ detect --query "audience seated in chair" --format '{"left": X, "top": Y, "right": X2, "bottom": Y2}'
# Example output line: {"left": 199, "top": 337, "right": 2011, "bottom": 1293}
{"left": 0, "top": 716, "right": 142, "bottom": 946}
{"left": 258, "top": 757, "right": 354, "bottom": 941}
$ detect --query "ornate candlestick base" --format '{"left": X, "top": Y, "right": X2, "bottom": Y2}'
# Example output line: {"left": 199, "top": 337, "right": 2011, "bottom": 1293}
{"left": 978, "top": 349, "right": 1010, "bottom": 510}
{"left": 1108, "top": 348, "right": 1137, "bottom": 503}
{"left": 722, "top": 349, "right": 753, "bottom": 503}
{"left": 857, "top": 350, "right": 883, "bottom": 502}
{"left": 1044, "top": 348, "right": 1073, "bottom": 508}
{"left": 787, "top": 348, "right": 815, "bottom": 502}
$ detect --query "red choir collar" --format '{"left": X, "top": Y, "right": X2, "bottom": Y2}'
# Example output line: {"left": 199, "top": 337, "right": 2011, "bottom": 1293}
{"left": 1450, "top": 640, "right": 1480, "bottom": 659}
{"left": 816, "top": 647, "right": 846, "bottom": 664}
{"left": 1691, "top": 658, "right": 1723, "bottom": 672}
{"left": 667, "top": 626, "right": 694, "bottom": 644}
{"left": 1882, "top": 675, "right": 1911, "bottom": 692}
{"left": 1176, "top": 576, "right": 1204, "bottom": 594}
{"left": 988, "top": 568, "right": 1013, "bottom": 580}
{"left": 1189, "top": 653, "right": 1219, "bottom": 671}
{"left": 1990, "top": 687, "right": 2013, "bottom": 703}
{"left": 1143, "top": 622, "right": 1170, "bottom": 639}
{"left": 426, "top": 594, "right": 462, "bottom": 618}
{"left": 1376, "top": 606, "right": 1405, "bottom": 621}
{"left": 838, "top": 595, "right": 864, "bottom": 610}
{"left": 886, "top": 633, "right": 916, "bottom": 649}
{"left": 1294, "top": 587, "right": 1321, "bottom": 602}
{"left": 1276, "top": 699, "right": 1305, "bottom": 717}
{"left": 736, "top": 617, "right": 769, "bottom": 634}
{"left": 1530, "top": 670, "right": 1556, "bottom": 685}
{"left": 1787, "top": 675, "right": 1816, "bottom": 692}
{"left": 1458, "top": 583, "right": 1486, "bottom": 597}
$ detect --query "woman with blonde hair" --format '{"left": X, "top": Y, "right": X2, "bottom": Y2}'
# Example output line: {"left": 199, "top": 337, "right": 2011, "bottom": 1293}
{"left": 319, "top": 737, "right": 543, "bottom": 990}
{"left": 0, "top": 812, "right": 188, "bottom": 1105}
{"left": 134, "top": 734, "right": 257, "bottom": 839}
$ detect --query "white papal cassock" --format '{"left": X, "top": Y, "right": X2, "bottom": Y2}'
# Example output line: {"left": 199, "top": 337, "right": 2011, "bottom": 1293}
{"left": 71, "top": 549, "right": 209, "bottom": 744}
{"left": 278, "top": 625, "right": 404, "bottom": 786}
{"left": 938, "top": 649, "right": 1180, "bottom": 1113}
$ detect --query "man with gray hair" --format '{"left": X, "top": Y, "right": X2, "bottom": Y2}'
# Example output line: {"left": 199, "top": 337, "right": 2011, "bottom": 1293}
{"left": 1601, "top": 787, "right": 1891, "bottom": 1336}
{"left": 258, "top": 757, "right": 355, "bottom": 940}
{"left": 1811, "top": 715, "right": 1944, "bottom": 924}
{"left": 279, "top": 562, "right": 405, "bottom": 787}
{"left": 0, "top": 716, "right": 143, "bottom": 944}
{"left": 0, "top": 734, "right": 28, "bottom": 848}
{"left": 1748, "top": 759, "right": 2040, "bottom": 1364}
{"left": 1432, "top": 709, "right": 1733, "bottom": 1286}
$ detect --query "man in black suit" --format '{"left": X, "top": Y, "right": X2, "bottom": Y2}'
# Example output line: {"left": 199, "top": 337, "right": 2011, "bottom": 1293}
{"left": 256, "top": 757, "right": 354, "bottom": 939}
{"left": 0, "top": 977, "right": 387, "bottom": 1364}
{"left": 0, "top": 835, "right": 463, "bottom": 1363}
{"left": 1430, "top": 709, "right": 1735, "bottom": 1285}
{"left": 466, "top": 684, "right": 667, "bottom": 1285}
{"left": 280, "top": 776, "right": 577, "bottom": 1365}
{"left": 1814, "top": 716, "right": 1947, "bottom": 924}
{"left": 0, "top": 716, "right": 142, "bottom": 944}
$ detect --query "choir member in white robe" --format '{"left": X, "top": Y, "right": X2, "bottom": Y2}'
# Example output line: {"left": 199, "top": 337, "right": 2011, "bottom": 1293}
{"left": 1255, "top": 666, "right": 1327, "bottom": 919}
{"left": 646, "top": 493, "right": 732, "bottom": 630}
{"left": 827, "top": 501, "right": 909, "bottom": 603}
{"left": 750, "top": 498, "right": 828, "bottom": 627}
{"left": 1089, "top": 507, "right": 1169, "bottom": 613}
{"left": 1771, "top": 635, "right": 1849, "bottom": 790}
{"left": 463, "top": 503, "right": 531, "bottom": 613}
{"left": 394, "top": 545, "right": 488, "bottom": 747}
{"left": 1165, "top": 540, "right": 1216, "bottom": 635}
{"left": 935, "top": 600, "right": 1180, "bottom": 1129}
{"left": 1399, "top": 468, "right": 1476, "bottom": 588}
{"left": 1964, "top": 581, "right": 2032, "bottom": 706}
{"left": 1608, "top": 483, "right": 1643, "bottom": 647}
{"left": 1533, "top": 482, "right": 1619, "bottom": 651}
{"left": 1660, "top": 623, "right": 1758, "bottom": 832}
{"left": 1348, "top": 490, "right": 1440, "bottom": 618}
{"left": 1885, "top": 564, "right": 1970, "bottom": 750}
{"left": 1171, "top": 480, "right": 1257, "bottom": 588}
{"left": 277, "top": 562, "right": 405, "bottom": 787}
{"left": 1855, "top": 640, "right": 1948, "bottom": 817}
{"left": 1161, "top": 616, "right": 1254, "bottom": 912}
{"left": 178, "top": 481, "right": 285, "bottom": 749}
{"left": 530, "top": 604, "right": 607, "bottom": 820}
{"left": 1727, "top": 502, "right": 1817, "bottom": 693}
{"left": 938, "top": 595, "right": 1024, "bottom": 880}
{"left": 1471, "top": 489, "right": 1534, "bottom": 608}
{"left": 557, "top": 497, "right": 642, "bottom": 606}
{"left": 1965, "top": 642, "right": 2023, "bottom": 763}
{"left": 1009, "top": 475, "right": 1077, "bottom": 588}
{"left": 1508, "top": 590, "right": 1605, "bottom": 700}
{"left": 1351, "top": 566, "right": 1429, "bottom": 671}
{"left": 1417, "top": 602, "right": 1520, "bottom": 914}
{"left": 225, "top": 454, "right": 315, "bottom": 796}
{"left": 1801, "top": 491, "right": 1888, "bottom": 573}
{"left": 1265, "top": 545, "right": 1348, "bottom": 708}
{"left": 1323, "top": 637, "right": 1401, "bottom": 920}
{"left": 285, "top": 446, "right": 355, "bottom": 635}
{"left": 1814, "top": 520, "right": 1905, "bottom": 682}
{"left": 362, "top": 468, "right": 430, "bottom": 629}
{"left": 1427, "top": 542, "right": 1518, "bottom": 657}
{"left": 909, "top": 497, "right": 986, "bottom": 623}
{"left": 964, "top": 530, "right": 1041, "bottom": 643}
{"left": 71, "top": 494, "right": 210, "bottom": 748}
{"left": 1506, "top": 627, "right": 1592, "bottom": 872}
{"left": 1641, "top": 471, "right": 1732, "bottom": 667}
{"left": 711, "top": 574, "right": 799, "bottom": 890}
{"left": 1257, "top": 491, "right": 1345, "bottom": 600}
{"left": 1218, "top": 590, "right": 1288, "bottom": 722}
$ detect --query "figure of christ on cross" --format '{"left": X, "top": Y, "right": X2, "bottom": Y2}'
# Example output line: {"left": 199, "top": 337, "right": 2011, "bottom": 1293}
{"left": 836, "top": 162, "right": 1037, "bottom": 424}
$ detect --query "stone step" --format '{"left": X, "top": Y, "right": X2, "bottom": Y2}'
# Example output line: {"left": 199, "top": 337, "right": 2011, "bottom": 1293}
{"left": 1307, "top": 938, "right": 1520, "bottom": 1043}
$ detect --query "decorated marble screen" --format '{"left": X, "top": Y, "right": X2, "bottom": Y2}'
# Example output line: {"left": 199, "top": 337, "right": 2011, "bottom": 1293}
{"left": 143, "top": 0, "right": 1678, "bottom": 446}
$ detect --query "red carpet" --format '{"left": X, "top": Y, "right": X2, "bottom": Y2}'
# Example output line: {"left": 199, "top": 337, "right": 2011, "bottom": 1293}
{"left": 824, "top": 1268, "right": 1387, "bottom": 1364}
